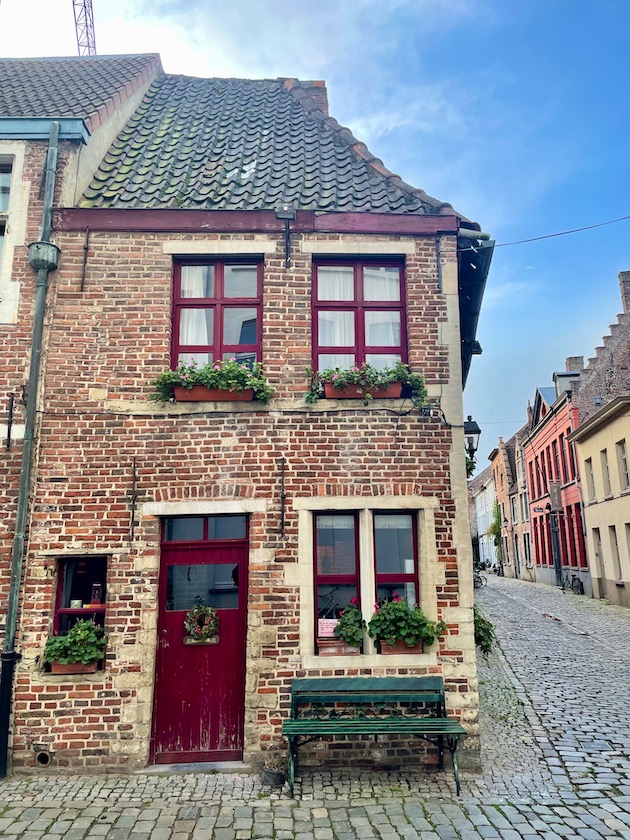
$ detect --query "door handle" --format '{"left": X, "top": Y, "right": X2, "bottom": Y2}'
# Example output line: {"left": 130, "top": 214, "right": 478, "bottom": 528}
{"left": 162, "top": 629, "right": 167, "bottom": 636}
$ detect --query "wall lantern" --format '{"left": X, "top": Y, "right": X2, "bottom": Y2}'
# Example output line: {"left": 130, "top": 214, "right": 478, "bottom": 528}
{"left": 463, "top": 415, "right": 481, "bottom": 460}
{"left": 275, "top": 202, "right": 297, "bottom": 268}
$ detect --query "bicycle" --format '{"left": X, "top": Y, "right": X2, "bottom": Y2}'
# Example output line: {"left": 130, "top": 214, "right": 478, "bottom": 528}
{"left": 561, "top": 572, "right": 584, "bottom": 595}
{"left": 473, "top": 570, "right": 487, "bottom": 589}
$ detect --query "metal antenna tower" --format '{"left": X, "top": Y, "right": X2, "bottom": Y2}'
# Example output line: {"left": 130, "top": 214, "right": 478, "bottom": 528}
{"left": 73, "top": 0, "right": 97, "bottom": 56}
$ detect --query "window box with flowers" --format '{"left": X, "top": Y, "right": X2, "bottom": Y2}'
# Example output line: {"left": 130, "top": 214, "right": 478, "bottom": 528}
{"left": 305, "top": 362, "right": 426, "bottom": 407}
{"left": 150, "top": 359, "right": 274, "bottom": 403}
{"left": 367, "top": 594, "right": 446, "bottom": 654}
{"left": 318, "top": 597, "right": 366, "bottom": 656}
{"left": 43, "top": 618, "right": 107, "bottom": 674}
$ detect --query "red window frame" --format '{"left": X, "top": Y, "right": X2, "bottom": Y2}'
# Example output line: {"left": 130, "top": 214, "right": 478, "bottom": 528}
{"left": 312, "top": 260, "right": 407, "bottom": 371}
{"left": 53, "top": 556, "right": 107, "bottom": 634}
{"left": 172, "top": 260, "right": 263, "bottom": 368}
{"left": 313, "top": 512, "right": 360, "bottom": 649}
{"left": 373, "top": 512, "right": 419, "bottom": 603}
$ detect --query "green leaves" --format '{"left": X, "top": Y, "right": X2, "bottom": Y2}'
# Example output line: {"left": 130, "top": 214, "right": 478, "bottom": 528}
{"left": 305, "top": 362, "right": 427, "bottom": 407}
{"left": 333, "top": 603, "right": 367, "bottom": 647}
{"left": 43, "top": 619, "right": 106, "bottom": 665}
{"left": 473, "top": 606, "right": 495, "bottom": 657}
{"left": 150, "top": 359, "right": 274, "bottom": 403}
{"left": 367, "top": 597, "right": 446, "bottom": 647}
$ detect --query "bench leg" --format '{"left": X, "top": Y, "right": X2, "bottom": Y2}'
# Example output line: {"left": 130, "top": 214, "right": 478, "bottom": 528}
{"left": 438, "top": 735, "right": 444, "bottom": 772}
{"left": 446, "top": 736, "right": 461, "bottom": 795}
{"left": 287, "top": 737, "right": 297, "bottom": 797}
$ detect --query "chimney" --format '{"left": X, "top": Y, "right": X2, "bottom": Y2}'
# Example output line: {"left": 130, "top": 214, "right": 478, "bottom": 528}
{"left": 565, "top": 355, "right": 583, "bottom": 372}
{"left": 526, "top": 400, "right": 533, "bottom": 427}
{"left": 299, "top": 80, "right": 329, "bottom": 116}
{"left": 619, "top": 271, "right": 630, "bottom": 314}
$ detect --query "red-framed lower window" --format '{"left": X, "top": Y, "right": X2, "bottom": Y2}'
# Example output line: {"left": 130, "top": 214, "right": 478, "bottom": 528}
{"left": 172, "top": 261, "right": 262, "bottom": 367}
{"left": 313, "top": 513, "right": 359, "bottom": 648}
{"left": 312, "top": 260, "right": 407, "bottom": 371}
{"left": 54, "top": 556, "right": 107, "bottom": 634}
{"left": 373, "top": 512, "right": 419, "bottom": 606}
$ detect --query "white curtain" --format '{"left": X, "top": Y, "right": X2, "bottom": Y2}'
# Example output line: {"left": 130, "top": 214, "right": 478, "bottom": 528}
{"left": 364, "top": 267, "right": 400, "bottom": 301}
{"left": 180, "top": 308, "right": 213, "bottom": 345}
{"left": 318, "top": 310, "right": 354, "bottom": 347}
{"left": 181, "top": 265, "right": 213, "bottom": 298}
{"left": 317, "top": 266, "right": 354, "bottom": 300}
{"left": 365, "top": 311, "right": 400, "bottom": 346}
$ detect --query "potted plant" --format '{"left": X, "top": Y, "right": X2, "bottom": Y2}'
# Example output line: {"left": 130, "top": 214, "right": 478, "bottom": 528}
{"left": 260, "top": 754, "right": 287, "bottom": 787}
{"left": 150, "top": 358, "right": 274, "bottom": 403}
{"left": 367, "top": 594, "right": 446, "bottom": 654}
{"left": 305, "top": 362, "right": 426, "bottom": 407}
{"left": 43, "top": 618, "right": 107, "bottom": 674}
{"left": 183, "top": 601, "right": 219, "bottom": 645}
{"left": 318, "top": 597, "right": 366, "bottom": 655}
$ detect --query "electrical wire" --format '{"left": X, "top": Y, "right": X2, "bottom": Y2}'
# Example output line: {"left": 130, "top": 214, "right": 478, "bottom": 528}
{"left": 457, "top": 213, "right": 630, "bottom": 253}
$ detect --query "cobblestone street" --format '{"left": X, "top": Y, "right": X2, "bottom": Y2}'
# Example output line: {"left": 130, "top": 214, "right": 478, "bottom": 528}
{"left": 1, "top": 576, "right": 630, "bottom": 838}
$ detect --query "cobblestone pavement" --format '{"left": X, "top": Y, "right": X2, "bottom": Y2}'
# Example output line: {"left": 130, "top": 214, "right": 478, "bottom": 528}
{"left": 2, "top": 576, "right": 630, "bottom": 837}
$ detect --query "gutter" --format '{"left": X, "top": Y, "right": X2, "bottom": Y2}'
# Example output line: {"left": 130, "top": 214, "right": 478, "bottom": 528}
{"left": 0, "top": 123, "right": 62, "bottom": 777}
{"left": 0, "top": 118, "right": 89, "bottom": 144}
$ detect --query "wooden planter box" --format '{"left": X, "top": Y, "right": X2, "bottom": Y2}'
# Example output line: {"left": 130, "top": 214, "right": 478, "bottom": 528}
{"left": 173, "top": 386, "right": 254, "bottom": 402}
{"left": 379, "top": 640, "right": 423, "bottom": 655}
{"left": 323, "top": 382, "right": 402, "bottom": 400}
{"left": 317, "top": 638, "right": 361, "bottom": 656}
{"left": 50, "top": 660, "right": 98, "bottom": 675}
{"left": 183, "top": 635, "right": 220, "bottom": 645}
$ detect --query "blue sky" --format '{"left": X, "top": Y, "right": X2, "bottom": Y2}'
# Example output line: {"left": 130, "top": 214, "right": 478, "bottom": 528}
{"left": 2, "top": 0, "right": 629, "bottom": 467}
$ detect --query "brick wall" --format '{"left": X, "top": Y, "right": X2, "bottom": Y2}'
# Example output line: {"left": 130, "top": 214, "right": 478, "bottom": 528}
{"left": 5, "top": 228, "right": 478, "bottom": 771}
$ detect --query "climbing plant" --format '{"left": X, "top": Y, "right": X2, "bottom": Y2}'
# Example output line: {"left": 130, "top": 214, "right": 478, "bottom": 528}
{"left": 486, "top": 500, "right": 502, "bottom": 563}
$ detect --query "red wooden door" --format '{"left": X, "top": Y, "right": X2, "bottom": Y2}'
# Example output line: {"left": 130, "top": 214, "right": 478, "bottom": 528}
{"left": 151, "top": 518, "right": 248, "bottom": 763}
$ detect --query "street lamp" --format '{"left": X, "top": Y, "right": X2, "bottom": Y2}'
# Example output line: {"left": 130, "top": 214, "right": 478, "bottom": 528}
{"left": 464, "top": 415, "right": 481, "bottom": 460}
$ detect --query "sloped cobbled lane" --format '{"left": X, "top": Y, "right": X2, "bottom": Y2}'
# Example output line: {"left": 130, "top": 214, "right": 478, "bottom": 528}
{"left": 1, "top": 575, "right": 630, "bottom": 838}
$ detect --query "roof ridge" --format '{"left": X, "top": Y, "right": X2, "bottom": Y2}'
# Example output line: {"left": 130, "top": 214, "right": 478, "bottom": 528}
{"left": 281, "top": 77, "right": 475, "bottom": 226}
{"left": 84, "top": 55, "right": 163, "bottom": 133}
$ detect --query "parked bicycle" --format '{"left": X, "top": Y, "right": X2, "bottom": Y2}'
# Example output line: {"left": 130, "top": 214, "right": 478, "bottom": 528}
{"left": 561, "top": 572, "right": 584, "bottom": 595}
{"left": 473, "top": 570, "right": 487, "bottom": 589}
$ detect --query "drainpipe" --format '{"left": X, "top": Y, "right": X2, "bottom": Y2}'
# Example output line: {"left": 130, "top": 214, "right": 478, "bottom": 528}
{"left": 0, "top": 122, "right": 61, "bottom": 777}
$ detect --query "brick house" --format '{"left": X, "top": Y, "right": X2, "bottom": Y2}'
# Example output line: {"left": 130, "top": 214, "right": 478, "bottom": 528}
{"left": 569, "top": 272, "right": 630, "bottom": 606}
{"left": 0, "top": 55, "right": 493, "bottom": 772}
{"left": 522, "top": 367, "right": 589, "bottom": 592}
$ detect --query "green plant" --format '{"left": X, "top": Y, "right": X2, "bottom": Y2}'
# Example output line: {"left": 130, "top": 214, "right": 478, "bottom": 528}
{"left": 333, "top": 597, "right": 367, "bottom": 647}
{"left": 466, "top": 453, "right": 476, "bottom": 478}
{"left": 305, "top": 361, "right": 427, "bottom": 407}
{"left": 486, "top": 500, "right": 503, "bottom": 563}
{"left": 473, "top": 605, "right": 495, "bottom": 657}
{"left": 150, "top": 358, "right": 274, "bottom": 403}
{"left": 43, "top": 619, "right": 106, "bottom": 665}
{"left": 367, "top": 594, "right": 446, "bottom": 647}
{"left": 183, "top": 602, "right": 219, "bottom": 641}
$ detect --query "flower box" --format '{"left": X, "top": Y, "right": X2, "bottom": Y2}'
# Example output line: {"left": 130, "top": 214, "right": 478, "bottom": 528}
{"left": 173, "top": 386, "right": 254, "bottom": 402}
{"left": 183, "top": 635, "right": 220, "bottom": 645}
{"left": 323, "top": 382, "right": 402, "bottom": 400}
{"left": 50, "top": 660, "right": 98, "bottom": 675}
{"left": 317, "top": 638, "right": 360, "bottom": 656}
{"left": 379, "top": 640, "right": 423, "bottom": 655}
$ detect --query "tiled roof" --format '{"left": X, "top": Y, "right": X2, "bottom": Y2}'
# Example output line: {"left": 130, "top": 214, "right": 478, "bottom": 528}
{"left": 0, "top": 55, "right": 160, "bottom": 130}
{"left": 80, "top": 74, "right": 470, "bottom": 217}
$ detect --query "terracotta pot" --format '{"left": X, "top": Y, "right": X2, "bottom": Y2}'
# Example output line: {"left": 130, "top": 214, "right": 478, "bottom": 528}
{"left": 379, "top": 640, "right": 423, "bottom": 655}
{"left": 317, "top": 638, "right": 361, "bottom": 656}
{"left": 323, "top": 382, "right": 402, "bottom": 400}
{"left": 173, "top": 386, "right": 254, "bottom": 402}
{"left": 50, "top": 660, "right": 98, "bottom": 675}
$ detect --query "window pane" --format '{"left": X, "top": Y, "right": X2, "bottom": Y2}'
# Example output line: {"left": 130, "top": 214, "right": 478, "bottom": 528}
{"left": 318, "top": 353, "right": 355, "bottom": 370}
{"left": 164, "top": 517, "right": 204, "bottom": 541}
{"left": 316, "top": 515, "right": 356, "bottom": 575}
{"left": 224, "top": 265, "right": 257, "bottom": 298}
{"left": 207, "top": 515, "right": 247, "bottom": 540}
{"left": 181, "top": 266, "right": 214, "bottom": 298}
{"left": 178, "top": 351, "right": 213, "bottom": 366}
{"left": 377, "top": 583, "right": 416, "bottom": 607}
{"left": 223, "top": 351, "right": 257, "bottom": 365}
{"left": 365, "top": 311, "right": 401, "bottom": 346}
{"left": 167, "top": 563, "right": 239, "bottom": 611}
{"left": 180, "top": 308, "right": 213, "bottom": 345}
{"left": 61, "top": 557, "right": 107, "bottom": 609}
{"left": 0, "top": 166, "right": 10, "bottom": 213}
{"left": 375, "top": 514, "right": 415, "bottom": 574}
{"left": 224, "top": 308, "right": 257, "bottom": 344}
{"left": 363, "top": 266, "right": 400, "bottom": 301}
{"left": 317, "top": 584, "right": 357, "bottom": 621}
{"left": 365, "top": 353, "right": 402, "bottom": 370}
{"left": 318, "top": 311, "right": 354, "bottom": 346}
{"left": 317, "top": 266, "right": 354, "bottom": 300}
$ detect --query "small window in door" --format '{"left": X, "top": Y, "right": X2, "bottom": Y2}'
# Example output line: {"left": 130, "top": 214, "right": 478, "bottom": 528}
{"left": 166, "top": 563, "right": 239, "bottom": 610}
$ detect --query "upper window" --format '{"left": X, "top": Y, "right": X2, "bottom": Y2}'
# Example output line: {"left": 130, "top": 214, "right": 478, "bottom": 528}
{"left": 0, "top": 162, "right": 11, "bottom": 267}
{"left": 313, "top": 261, "right": 406, "bottom": 371}
{"left": 172, "top": 262, "right": 262, "bottom": 368}
{"left": 601, "top": 448, "right": 612, "bottom": 496}
{"left": 584, "top": 458, "right": 596, "bottom": 502}
{"left": 616, "top": 439, "right": 629, "bottom": 491}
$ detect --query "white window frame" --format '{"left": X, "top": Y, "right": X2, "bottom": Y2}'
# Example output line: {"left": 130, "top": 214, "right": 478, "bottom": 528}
{"left": 0, "top": 143, "right": 27, "bottom": 325}
{"left": 616, "top": 439, "right": 629, "bottom": 491}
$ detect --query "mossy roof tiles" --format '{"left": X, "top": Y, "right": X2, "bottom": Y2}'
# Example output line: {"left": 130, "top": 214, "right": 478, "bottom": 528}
{"left": 80, "top": 74, "right": 467, "bottom": 218}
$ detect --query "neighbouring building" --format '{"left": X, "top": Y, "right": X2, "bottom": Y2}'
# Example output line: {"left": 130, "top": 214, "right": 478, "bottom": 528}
{"left": 522, "top": 362, "right": 590, "bottom": 592}
{"left": 0, "top": 55, "right": 493, "bottom": 772}
{"left": 468, "top": 465, "right": 497, "bottom": 569}
{"left": 569, "top": 273, "right": 630, "bottom": 606}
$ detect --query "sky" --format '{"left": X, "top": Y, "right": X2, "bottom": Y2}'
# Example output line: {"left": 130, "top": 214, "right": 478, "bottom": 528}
{"left": 1, "top": 0, "right": 629, "bottom": 470}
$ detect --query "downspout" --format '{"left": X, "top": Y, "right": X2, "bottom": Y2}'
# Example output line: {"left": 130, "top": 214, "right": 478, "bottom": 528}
{"left": 0, "top": 122, "right": 61, "bottom": 777}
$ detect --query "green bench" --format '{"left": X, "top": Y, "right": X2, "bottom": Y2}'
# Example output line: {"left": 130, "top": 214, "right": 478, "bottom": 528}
{"left": 282, "top": 676, "right": 467, "bottom": 796}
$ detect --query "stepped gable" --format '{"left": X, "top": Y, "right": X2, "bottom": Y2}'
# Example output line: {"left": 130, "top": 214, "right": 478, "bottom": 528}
{"left": 80, "top": 73, "right": 477, "bottom": 222}
{"left": 0, "top": 54, "right": 161, "bottom": 132}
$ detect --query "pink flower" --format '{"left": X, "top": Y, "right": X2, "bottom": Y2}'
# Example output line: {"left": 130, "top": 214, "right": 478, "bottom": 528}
{"left": 392, "top": 592, "right": 402, "bottom": 602}
{"left": 332, "top": 373, "right": 339, "bottom": 380}
{"left": 214, "top": 364, "right": 221, "bottom": 370}
{"left": 181, "top": 374, "right": 189, "bottom": 380}
{"left": 374, "top": 603, "right": 380, "bottom": 612}
{"left": 350, "top": 596, "right": 359, "bottom": 607}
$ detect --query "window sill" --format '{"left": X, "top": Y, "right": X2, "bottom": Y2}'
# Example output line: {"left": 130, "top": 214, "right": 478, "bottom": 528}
{"left": 105, "top": 397, "right": 411, "bottom": 415}
{"left": 303, "top": 651, "right": 438, "bottom": 669}
{"left": 614, "top": 581, "right": 625, "bottom": 587}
